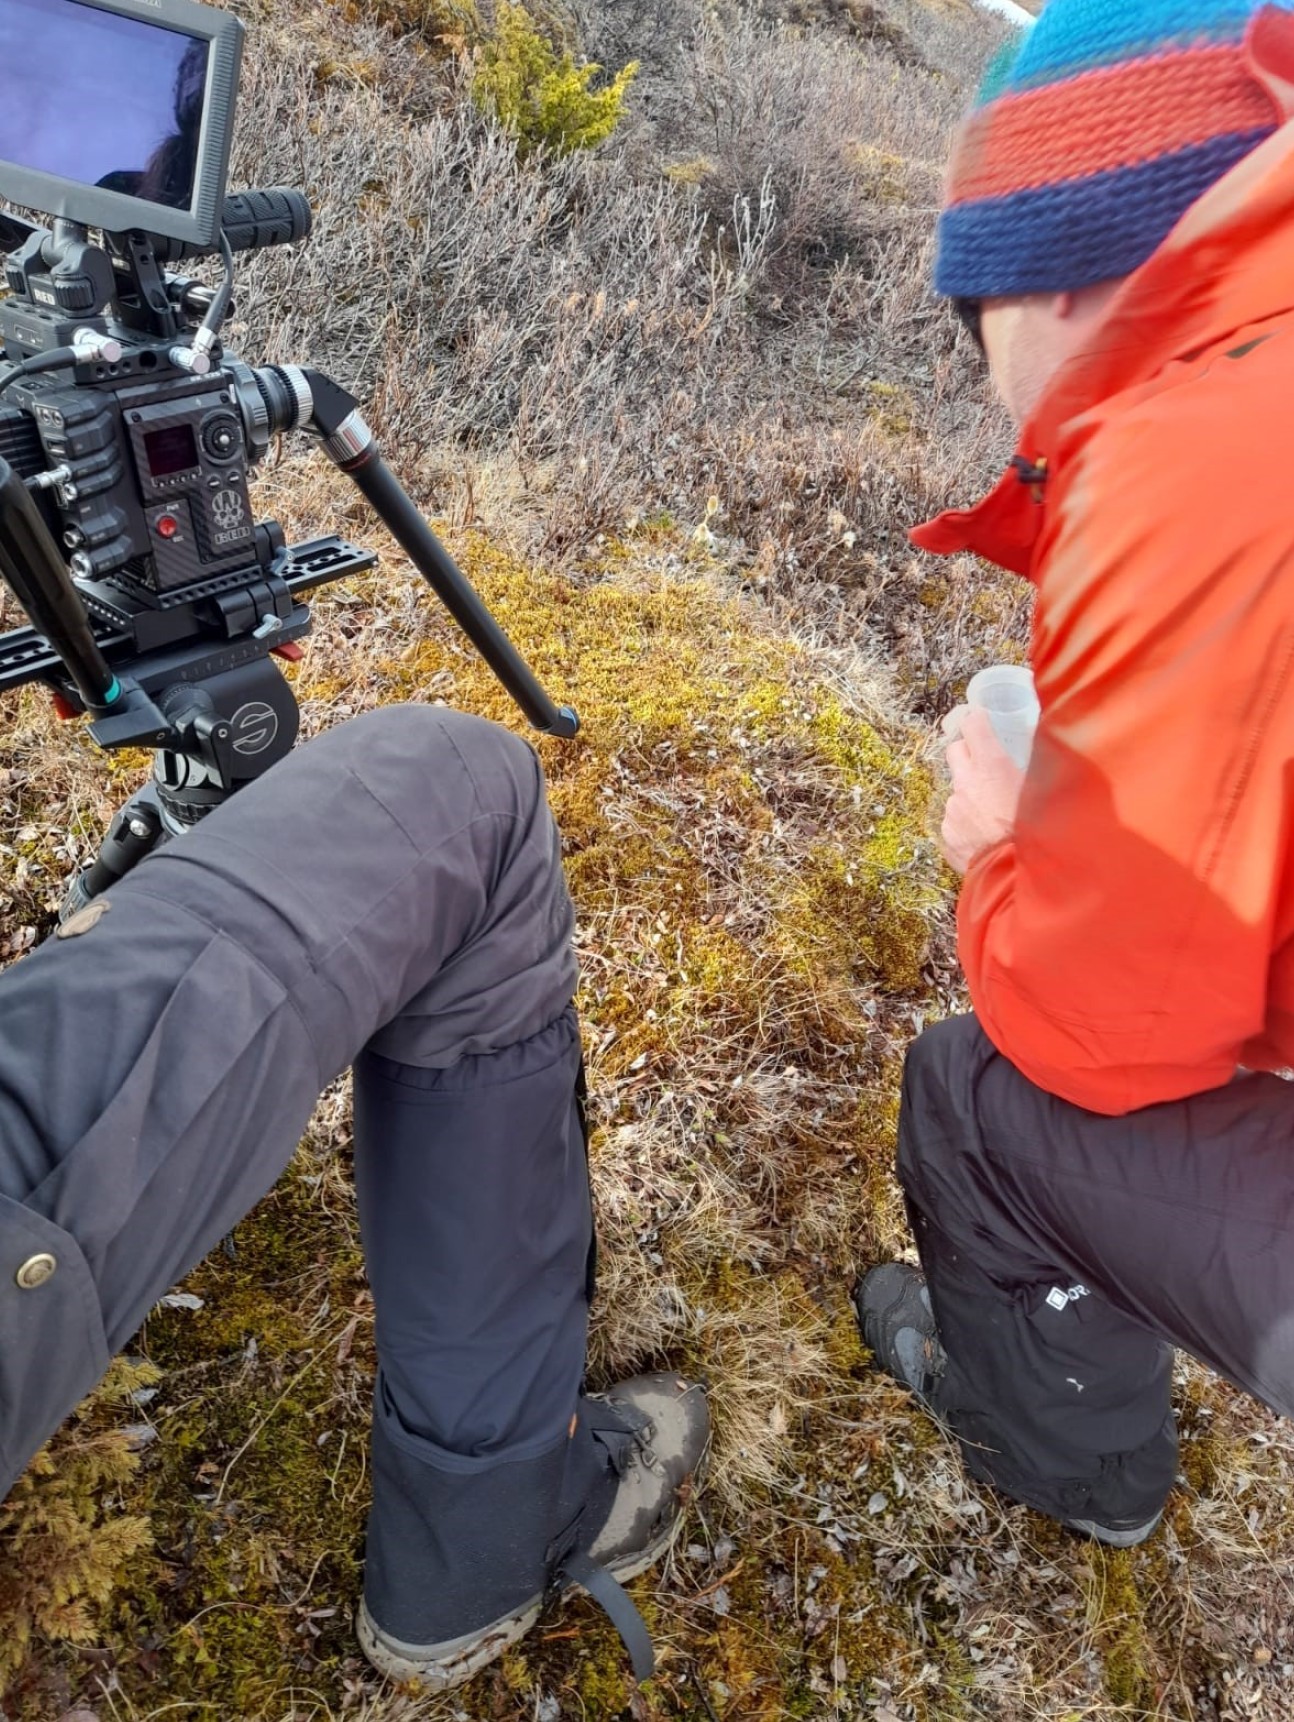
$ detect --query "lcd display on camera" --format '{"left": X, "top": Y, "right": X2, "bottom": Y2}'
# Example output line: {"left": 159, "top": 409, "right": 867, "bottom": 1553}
{"left": 0, "top": 0, "right": 208, "bottom": 212}
{"left": 144, "top": 424, "right": 199, "bottom": 477}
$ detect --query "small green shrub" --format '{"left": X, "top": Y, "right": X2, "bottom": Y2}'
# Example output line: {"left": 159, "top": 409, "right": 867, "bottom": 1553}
{"left": 472, "top": 3, "right": 637, "bottom": 158}
{"left": 0, "top": 1359, "right": 157, "bottom": 1690}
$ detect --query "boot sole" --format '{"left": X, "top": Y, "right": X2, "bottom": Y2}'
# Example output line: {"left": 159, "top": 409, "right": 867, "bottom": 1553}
{"left": 356, "top": 1514, "right": 684, "bottom": 1689}
{"left": 1063, "top": 1511, "right": 1162, "bottom": 1548}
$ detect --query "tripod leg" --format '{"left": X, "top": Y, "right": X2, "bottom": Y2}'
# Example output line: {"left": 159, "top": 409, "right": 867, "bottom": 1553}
{"left": 61, "top": 794, "right": 164, "bottom": 920}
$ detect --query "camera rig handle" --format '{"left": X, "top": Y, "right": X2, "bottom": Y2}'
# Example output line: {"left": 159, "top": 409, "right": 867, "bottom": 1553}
{"left": 280, "top": 367, "right": 580, "bottom": 740}
{"left": 349, "top": 459, "right": 580, "bottom": 739}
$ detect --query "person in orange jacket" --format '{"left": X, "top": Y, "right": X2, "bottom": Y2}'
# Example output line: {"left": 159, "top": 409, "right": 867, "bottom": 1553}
{"left": 856, "top": 0, "right": 1294, "bottom": 1544}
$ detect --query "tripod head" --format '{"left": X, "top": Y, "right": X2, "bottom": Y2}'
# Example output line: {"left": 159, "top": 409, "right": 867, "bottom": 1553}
{"left": 0, "top": 0, "right": 578, "bottom": 912}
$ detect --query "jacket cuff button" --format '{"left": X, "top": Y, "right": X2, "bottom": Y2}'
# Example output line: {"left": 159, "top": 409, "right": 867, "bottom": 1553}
{"left": 16, "top": 1253, "right": 57, "bottom": 1289}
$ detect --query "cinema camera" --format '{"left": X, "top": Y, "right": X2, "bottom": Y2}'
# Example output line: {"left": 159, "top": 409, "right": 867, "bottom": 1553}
{"left": 0, "top": 0, "right": 578, "bottom": 916}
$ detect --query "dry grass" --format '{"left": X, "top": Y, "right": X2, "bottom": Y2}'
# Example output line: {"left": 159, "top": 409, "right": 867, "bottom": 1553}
{"left": 226, "top": 0, "right": 1013, "bottom": 699}
{"left": 4, "top": 1, "right": 1294, "bottom": 1720}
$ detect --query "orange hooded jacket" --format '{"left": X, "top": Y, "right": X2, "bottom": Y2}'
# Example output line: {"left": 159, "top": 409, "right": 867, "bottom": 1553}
{"left": 912, "top": 8, "right": 1294, "bottom": 1116}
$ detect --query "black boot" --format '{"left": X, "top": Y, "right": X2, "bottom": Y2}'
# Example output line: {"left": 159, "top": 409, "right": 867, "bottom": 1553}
{"left": 855, "top": 1262, "right": 1161, "bottom": 1548}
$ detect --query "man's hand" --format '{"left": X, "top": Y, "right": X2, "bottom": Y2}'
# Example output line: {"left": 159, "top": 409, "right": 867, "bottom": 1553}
{"left": 941, "top": 705, "right": 1026, "bottom": 875}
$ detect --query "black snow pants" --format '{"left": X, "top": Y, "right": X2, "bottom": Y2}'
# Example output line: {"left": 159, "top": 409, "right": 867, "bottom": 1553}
{"left": 899, "top": 1014, "right": 1294, "bottom": 1527}
{"left": 0, "top": 704, "right": 612, "bottom": 1644}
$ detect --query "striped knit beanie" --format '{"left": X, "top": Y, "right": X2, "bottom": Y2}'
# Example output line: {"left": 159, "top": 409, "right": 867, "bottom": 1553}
{"left": 935, "top": 0, "right": 1291, "bottom": 300}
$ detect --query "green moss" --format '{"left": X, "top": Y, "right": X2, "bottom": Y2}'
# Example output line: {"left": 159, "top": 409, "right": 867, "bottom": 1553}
{"left": 772, "top": 835, "right": 933, "bottom": 1003}
{"left": 664, "top": 157, "right": 714, "bottom": 186}
{"left": 695, "top": 1531, "right": 915, "bottom": 1720}
{"left": 156, "top": 1165, "right": 363, "bottom": 1363}
{"left": 339, "top": 545, "right": 942, "bottom": 1093}
{"left": 846, "top": 1076, "right": 909, "bottom": 1257}
{"left": 922, "top": 1630, "right": 979, "bottom": 1718}
{"left": 3, "top": 537, "right": 944, "bottom": 1711}
{"left": 822, "top": 1304, "right": 868, "bottom": 1376}
{"left": 1085, "top": 1548, "right": 1156, "bottom": 1712}
{"left": 843, "top": 143, "right": 911, "bottom": 205}
{"left": 573, "top": 1610, "right": 636, "bottom": 1712}
{"left": 1176, "top": 1372, "right": 1236, "bottom": 1501}
{"left": 95, "top": 1147, "right": 372, "bottom": 1710}
{"left": 861, "top": 378, "right": 915, "bottom": 437}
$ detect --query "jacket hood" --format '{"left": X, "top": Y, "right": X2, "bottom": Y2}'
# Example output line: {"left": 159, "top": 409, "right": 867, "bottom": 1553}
{"left": 912, "top": 4, "right": 1294, "bottom": 576}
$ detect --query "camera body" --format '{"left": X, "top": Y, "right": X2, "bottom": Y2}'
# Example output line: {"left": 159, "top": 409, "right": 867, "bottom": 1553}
{"left": 0, "top": 0, "right": 575, "bottom": 910}
{"left": 0, "top": 189, "right": 326, "bottom": 663}
{"left": 0, "top": 322, "right": 260, "bottom": 606}
{"left": 0, "top": 0, "right": 333, "bottom": 683}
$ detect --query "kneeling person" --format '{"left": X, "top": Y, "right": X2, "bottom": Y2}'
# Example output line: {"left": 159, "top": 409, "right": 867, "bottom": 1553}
{"left": 0, "top": 704, "right": 707, "bottom": 1686}
{"left": 860, "top": 0, "right": 1294, "bottom": 1543}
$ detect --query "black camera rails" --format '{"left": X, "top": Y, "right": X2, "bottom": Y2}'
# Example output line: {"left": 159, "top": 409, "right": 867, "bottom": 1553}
{"left": 0, "top": 194, "right": 578, "bottom": 917}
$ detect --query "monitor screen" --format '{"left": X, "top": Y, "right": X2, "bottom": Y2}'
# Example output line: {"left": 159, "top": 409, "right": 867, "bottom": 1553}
{"left": 0, "top": 0, "right": 207, "bottom": 213}
{"left": 0, "top": 0, "right": 240, "bottom": 247}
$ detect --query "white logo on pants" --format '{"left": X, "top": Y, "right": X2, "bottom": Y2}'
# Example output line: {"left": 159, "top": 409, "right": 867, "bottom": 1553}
{"left": 1045, "top": 1284, "right": 1090, "bottom": 1312}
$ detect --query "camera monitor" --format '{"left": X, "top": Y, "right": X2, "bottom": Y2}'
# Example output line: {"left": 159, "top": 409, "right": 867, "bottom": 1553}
{"left": 0, "top": 0, "right": 242, "bottom": 249}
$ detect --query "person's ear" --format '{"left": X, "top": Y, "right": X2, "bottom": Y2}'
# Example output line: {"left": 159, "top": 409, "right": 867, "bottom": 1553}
{"left": 1053, "top": 290, "right": 1078, "bottom": 320}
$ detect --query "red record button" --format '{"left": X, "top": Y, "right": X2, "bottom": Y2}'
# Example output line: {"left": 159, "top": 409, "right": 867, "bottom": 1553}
{"left": 155, "top": 513, "right": 180, "bottom": 539}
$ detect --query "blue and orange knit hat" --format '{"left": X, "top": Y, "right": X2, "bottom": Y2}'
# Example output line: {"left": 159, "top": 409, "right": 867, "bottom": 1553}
{"left": 935, "top": 0, "right": 1292, "bottom": 300}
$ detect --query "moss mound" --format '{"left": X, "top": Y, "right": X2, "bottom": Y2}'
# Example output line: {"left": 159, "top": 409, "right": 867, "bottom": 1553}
{"left": 0, "top": 520, "right": 945, "bottom": 1714}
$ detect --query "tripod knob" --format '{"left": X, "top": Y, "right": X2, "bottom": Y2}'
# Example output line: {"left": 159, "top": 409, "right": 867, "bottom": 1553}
{"left": 157, "top": 685, "right": 235, "bottom": 787}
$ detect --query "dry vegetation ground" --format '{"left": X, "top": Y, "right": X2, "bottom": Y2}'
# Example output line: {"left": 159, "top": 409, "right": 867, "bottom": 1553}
{"left": 2, "top": 0, "right": 1294, "bottom": 1718}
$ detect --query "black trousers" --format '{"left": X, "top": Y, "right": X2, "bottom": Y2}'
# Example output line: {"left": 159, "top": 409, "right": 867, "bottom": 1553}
{"left": 898, "top": 1015, "right": 1294, "bottom": 1526}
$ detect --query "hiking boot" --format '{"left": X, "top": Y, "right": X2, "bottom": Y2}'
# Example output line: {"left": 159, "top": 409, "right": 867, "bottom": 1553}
{"left": 853, "top": 1262, "right": 1161, "bottom": 1550}
{"left": 1063, "top": 1510, "right": 1162, "bottom": 1548}
{"left": 854, "top": 1260, "right": 945, "bottom": 1400}
{"left": 584, "top": 1371, "right": 711, "bottom": 1580}
{"left": 357, "top": 1371, "right": 709, "bottom": 1690}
